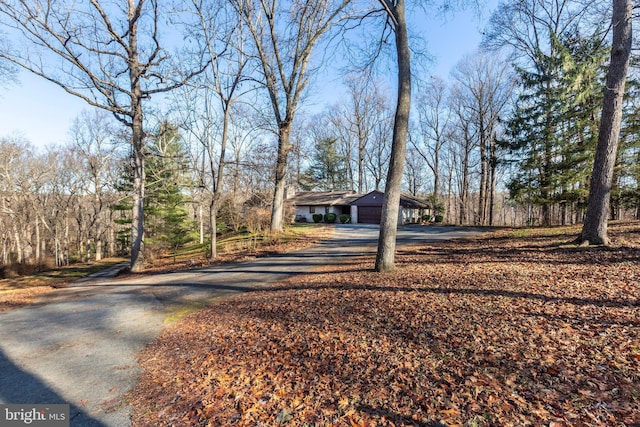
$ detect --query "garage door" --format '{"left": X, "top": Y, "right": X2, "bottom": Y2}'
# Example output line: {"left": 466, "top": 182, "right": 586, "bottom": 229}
{"left": 358, "top": 206, "right": 382, "bottom": 224}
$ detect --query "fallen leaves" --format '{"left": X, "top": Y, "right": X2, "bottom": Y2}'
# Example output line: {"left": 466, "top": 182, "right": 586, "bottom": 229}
{"left": 130, "top": 222, "right": 640, "bottom": 426}
{"left": 0, "top": 286, "right": 54, "bottom": 312}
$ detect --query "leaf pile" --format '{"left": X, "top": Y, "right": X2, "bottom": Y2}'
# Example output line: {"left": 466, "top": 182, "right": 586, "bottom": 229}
{"left": 131, "top": 223, "right": 640, "bottom": 426}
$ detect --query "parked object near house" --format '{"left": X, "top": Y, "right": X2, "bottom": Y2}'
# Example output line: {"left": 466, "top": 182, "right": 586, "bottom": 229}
{"left": 289, "top": 190, "right": 430, "bottom": 225}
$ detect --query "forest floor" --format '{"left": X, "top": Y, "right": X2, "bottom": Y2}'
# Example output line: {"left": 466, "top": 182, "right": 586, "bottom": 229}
{"left": 130, "top": 222, "right": 640, "bottom": 427}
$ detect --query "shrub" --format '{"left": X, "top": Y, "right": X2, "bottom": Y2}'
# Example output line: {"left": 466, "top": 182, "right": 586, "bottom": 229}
{"left": 312, "top": 213, "right": 323, "bottom": 223}
{"left": 339, "top": 214, "right": 351, "bottom": 224}
{"left": 324, "top": 212, "right": 337, "bottom": 223}
{"left": 435, "top": 214, "right": 444, "bottom": 223}
{"left": 0, "top": 260, "right": 55, "bottom": 278}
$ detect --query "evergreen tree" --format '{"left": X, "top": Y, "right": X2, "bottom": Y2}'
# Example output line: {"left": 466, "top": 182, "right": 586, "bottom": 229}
{"left": 304, "top": 138, "right": 350, "bottom": 191}
{"left": 504, "top": 32, "right": 607, "bottom": 225}
{"left": 614, "top": 76, "right": 640, "bottom": 218}
{"left": 145, "top": 122, "right": 195, "bottom": 256}
{"left": 111, "top": 157, "right": 135, "bottom": 255}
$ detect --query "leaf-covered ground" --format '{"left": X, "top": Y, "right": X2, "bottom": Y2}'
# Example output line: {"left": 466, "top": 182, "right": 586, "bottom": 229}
{"left": 131, "top": 223, "right": 640, "bottom": 426}
{"left": 0, "top": 258, "right": 126, "bottom": 312}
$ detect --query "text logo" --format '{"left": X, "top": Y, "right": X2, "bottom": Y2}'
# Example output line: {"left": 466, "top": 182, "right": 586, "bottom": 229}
{"left": 1, "top": 405, "right": 69, "bottom": 427}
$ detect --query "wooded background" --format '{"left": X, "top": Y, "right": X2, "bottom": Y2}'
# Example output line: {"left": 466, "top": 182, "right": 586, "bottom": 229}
{"left": 0, "top": 0, "right": 638, "bottom": 268}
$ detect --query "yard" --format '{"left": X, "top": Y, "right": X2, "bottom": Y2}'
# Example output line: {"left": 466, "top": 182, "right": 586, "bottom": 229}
{"left": 130, "top": 222, "right": 640, "bottom": 426}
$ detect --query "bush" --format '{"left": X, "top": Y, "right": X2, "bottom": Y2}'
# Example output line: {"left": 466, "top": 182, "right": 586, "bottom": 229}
{"left": 435, "top": 214, "right": 444, "bottom": 223}
{"left": 324, "top": 212, "right": 337, "bottom": 223}
{"left": 339, "top": 214, "right": 351, "bottom": 224}
{"left": 0, "top": 260, "right": 55, "bottom": 278}
{"left": 245, "top": 207, "right": 272, "bottom": 233}
{"left": 422, "top": 214, "right": 433, "bottom": 223}
{"left": 312, "top": 213, "right": 323, "bottom": 223}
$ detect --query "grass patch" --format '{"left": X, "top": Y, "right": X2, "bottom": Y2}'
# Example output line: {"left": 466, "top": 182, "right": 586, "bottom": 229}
{"left": 505, "top": 223, "right": 582, "bottom": 239}
{"left": 163, "top": 301, "right": 211, "bottom": 324}
{"left": 0, "top": 258, "right": 126, "bottom": 292}
{"left": 0, "top": 258, "right": 127, "bottom": 312}
{"left": 145, "top": 223, "right": 334, "bottom": 273}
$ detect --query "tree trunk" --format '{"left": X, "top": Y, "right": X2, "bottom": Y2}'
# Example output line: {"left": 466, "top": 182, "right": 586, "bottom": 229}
{"left": 94, "top": 192, "right": 103, "bottom": 261}
{"left": 358, "top": 139, "right": 365, "bottom": 194}
{"left": 488, "top": 132, "right": 498, "bottom": 226}
{"left": 130, "top": 112, "right": 146, "bottom": 271}
{"left": 478, "top": 120, "right": 487, "bottom": 226}
{"left": 210, "top": 198, "right": 218, "bottom": 260}
{"left": 375, "top": 0, "right": 410, "bottom": 272}
{"left": 459, "top": 132, "right": 471, "bottom": 225}
{"left": 129, "top": 10, "right": 146, "bottom": 273}
{"left": 433, "top": 138, "right": 440, "bottom": 203}
{"left": 13, "top": 224, "right": 22, "bottom": 264}
{"left": 580, "top": 0, "right": 631, "bottom": 245}
{"left": 210, "top": 102, "right": 230, "bottom": 259}
{"left": 270, "top": 124, "right": 292, "bottom": 233}
{"left": 63, "top": 213, "right": 69, "bottom": 266}
{"left": 35, "top": 214, "right": 41, "bottom": 262}
{"left": 199, "top": 202, "right": 204, "bottom": 245}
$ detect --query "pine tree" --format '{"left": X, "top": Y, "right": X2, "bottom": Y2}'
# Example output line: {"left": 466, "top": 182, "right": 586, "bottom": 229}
{"left": 505, "top": 32, "right": 607, "bottom": 225}
{"left": 145, "top": 122, "right": 195, "bottom": 258}
{"left": 304, "top": 138, "right": 350, "bottom": 191}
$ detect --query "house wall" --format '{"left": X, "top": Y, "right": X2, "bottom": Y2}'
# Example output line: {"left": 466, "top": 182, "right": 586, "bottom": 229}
{"left": 294, "top": 205, "right": 344, "bottom": 223}
{"left": 350, "top": 205, "right": 358, "bottom": 224}
{"left": 400, "top": 208, "right": 418, "bottom": 224}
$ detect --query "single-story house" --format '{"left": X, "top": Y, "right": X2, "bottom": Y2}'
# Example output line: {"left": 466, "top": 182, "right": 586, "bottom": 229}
{"left": 289, "top": 190, "right": 430, "bottom": 224}
{"left": 289, "top": 190, "right": 360, "bottom": 223}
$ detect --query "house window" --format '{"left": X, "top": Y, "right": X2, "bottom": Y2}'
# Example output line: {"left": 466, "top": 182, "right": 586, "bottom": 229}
{"left": 309, "top": 206, "right": 315, "bottom": 214}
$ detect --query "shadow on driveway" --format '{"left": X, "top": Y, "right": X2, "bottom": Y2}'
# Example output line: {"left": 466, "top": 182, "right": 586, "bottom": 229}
{"left": 0, "top": 348, "right": 108, "bottom": 426}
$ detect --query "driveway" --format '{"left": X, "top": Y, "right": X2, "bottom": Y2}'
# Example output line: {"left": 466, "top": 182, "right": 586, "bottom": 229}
{"left": 0, "top": 225, "right": 486, "bottom": 426}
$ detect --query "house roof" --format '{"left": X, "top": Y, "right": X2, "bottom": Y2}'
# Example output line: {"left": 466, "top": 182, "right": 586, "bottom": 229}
{"left": 292, "top": 190, "right": 430, "bottom": 209}
{"left": 351, "top": 190, "right": 429, "bottom": 208}
{"left": 399, "top": 193, "right": 430, "bottom": 208}
{"left": 289, "top": 190, "right": 361, "bottom": 206}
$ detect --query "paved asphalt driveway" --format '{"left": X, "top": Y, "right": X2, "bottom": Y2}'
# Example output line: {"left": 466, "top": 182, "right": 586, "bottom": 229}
{"left": 0, "top": 225, "right": 485, "bottom": 426}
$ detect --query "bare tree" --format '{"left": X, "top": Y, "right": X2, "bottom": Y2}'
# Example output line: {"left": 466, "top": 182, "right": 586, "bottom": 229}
{"left": 69, "top": 109, "right": 121, "bottom": 261}
{"left": 0, "top": 1, "right": 208, "bottom": 272}
{"left": 411, "top": 76, "right": 452, "bottom": 202}
{"left": 451, "top": 51, "right": 513, "bottom": 226}
{"left": 449, "top": 83, "right": 478, "bottom": 225}
{"left": 365, "top": 103, "right": 393, "bottom": 190}
{"left": 404, "top": 146, "right": 428, "bottom": 196}
{"left": 0, "top": 137, "right": 34, "bottom": 264}
{"left": 178, "top": 0, "right": 252, "bottom": 260}
{"left": 374, "top": 0, "right": 411, "bottom": 272}
{"left": 342, "top": 72, "right": 382, "bottom": 193}
{"left": 0, "top": 31, "right": 17, "bottom": 87}
{"left": 580, "top": 0, "right": 632, "bottom": 244}
{"left": 228, "top": 0, "right": 352, "bottom": 232}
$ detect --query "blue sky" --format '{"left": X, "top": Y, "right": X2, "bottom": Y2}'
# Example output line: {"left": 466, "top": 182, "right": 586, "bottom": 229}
{"left": 0, "top": 2, "right": 498, "bottom": 149}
